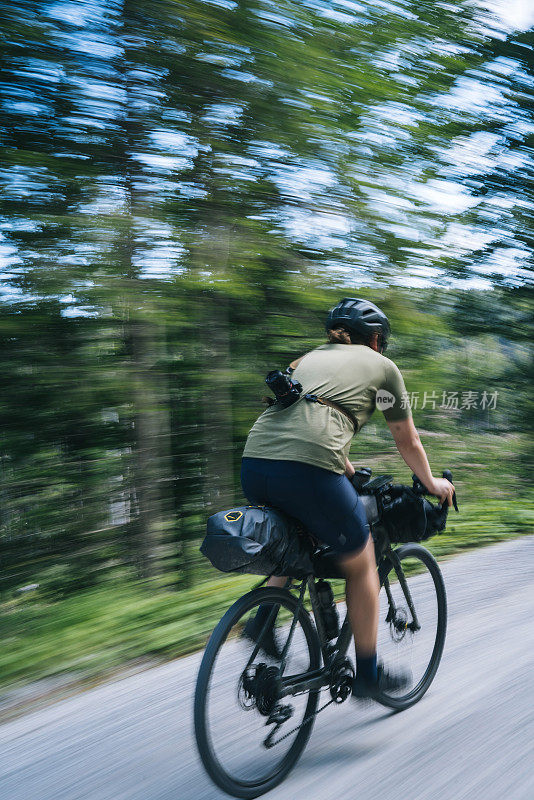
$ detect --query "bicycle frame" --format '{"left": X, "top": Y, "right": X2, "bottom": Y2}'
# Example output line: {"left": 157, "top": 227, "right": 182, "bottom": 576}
{"left": 276, "top": 573, "right": 356, "bottom": 698}
{"left": 277, "top": 542, "right": 420, "bottom": 699}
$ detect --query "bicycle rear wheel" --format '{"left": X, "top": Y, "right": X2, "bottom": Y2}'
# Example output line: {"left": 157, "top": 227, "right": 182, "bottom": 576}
{"left": 375, "top": 543, "right": 447, "bottom": 710}
{"left": 194, "top": 586, "right": 321, "bottom": 799}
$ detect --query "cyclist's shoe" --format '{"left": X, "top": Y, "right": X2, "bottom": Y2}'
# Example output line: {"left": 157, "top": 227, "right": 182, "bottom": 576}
{"left": 242, "top": 616, "right": 284, "bottom": 661}
{"left": 352, "top": 662, "right": 411, "bottom": 700}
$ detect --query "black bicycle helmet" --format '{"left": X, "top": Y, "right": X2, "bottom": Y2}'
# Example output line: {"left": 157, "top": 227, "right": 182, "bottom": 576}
{"left": 326, "top": 297, "right": 391, "bottom": 352}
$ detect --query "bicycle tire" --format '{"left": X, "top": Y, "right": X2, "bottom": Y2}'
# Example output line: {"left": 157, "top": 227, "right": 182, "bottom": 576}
{"left": 194, "top": 586, "right": 321, "bottom": 799}
{"left": 375, "top": 543, "right": 447, "bottom": 711}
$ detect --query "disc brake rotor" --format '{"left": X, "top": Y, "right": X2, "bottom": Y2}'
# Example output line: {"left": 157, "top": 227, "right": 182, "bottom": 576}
{"left": 390, "top": 607, "right": 409, "bottom": 642}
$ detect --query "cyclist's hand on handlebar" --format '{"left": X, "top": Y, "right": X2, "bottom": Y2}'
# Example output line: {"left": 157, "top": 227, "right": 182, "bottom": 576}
{"left": 428, "top": 477, "right": 455, "bottom": 506}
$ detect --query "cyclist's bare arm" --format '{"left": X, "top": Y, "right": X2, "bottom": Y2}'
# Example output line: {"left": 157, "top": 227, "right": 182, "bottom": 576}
{"left": 387, "top": 417, "right": 455, "bottom": 505}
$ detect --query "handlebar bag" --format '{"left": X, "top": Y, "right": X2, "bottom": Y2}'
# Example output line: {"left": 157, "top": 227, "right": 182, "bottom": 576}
{"left": 379, "top": 486, "right": 448, "bottom": 543}
{"left": 200, "top": 505, "right": 315, "bottom": 578}
{"left": 422, "top": 497, "right": 448, "bottom": 538}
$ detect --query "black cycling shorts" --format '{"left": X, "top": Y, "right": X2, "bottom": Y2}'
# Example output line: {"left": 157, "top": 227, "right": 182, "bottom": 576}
{"left": 241, "top": 457, "right": 369, "bottom": 556}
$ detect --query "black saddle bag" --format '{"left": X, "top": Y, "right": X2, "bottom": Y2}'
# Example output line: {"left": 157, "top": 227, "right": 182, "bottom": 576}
{"left": 378, "top": 485, "right": 448, "bottom": 543}
{"left": 200, "top": 505, "right": 315, "bottom": 578}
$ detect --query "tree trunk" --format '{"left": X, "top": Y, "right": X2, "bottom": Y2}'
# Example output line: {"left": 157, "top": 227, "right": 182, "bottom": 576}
{"left": 197, "top": 224, "right": 235, "bottom": 514}
{"left": 128, "top": 318, "right": 170, "bottom": 580}
{"left": 201, "top": 295, "right": 235, "bottom": 513}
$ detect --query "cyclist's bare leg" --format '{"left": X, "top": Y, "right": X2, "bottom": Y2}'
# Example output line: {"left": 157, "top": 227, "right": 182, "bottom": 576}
{"left": 266, "top": 536, "right": 379, "bottom": 655}
{"left": 266, "top": 536, "right": 379, "bottom": 656}
{"left": 340, "top": 535, "right": 379, "bottom": 656}
{"left": 266, "top": 576, "right": 288, "bottom": 588}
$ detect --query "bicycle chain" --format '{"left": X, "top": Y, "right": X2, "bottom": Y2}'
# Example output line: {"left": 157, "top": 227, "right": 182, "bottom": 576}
{"left": 264, "top": 694, "right": 336, "bottom": 749}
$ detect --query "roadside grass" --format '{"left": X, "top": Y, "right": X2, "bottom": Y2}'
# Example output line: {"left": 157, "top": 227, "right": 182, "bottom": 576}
{"left": 1, "top": 499, "right": 532, "bottom": 699}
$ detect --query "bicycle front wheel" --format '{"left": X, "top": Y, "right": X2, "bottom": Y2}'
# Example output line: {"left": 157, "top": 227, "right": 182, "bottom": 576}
{"left": 375, "top": 543, "right": 447, "bottom": 710}
{"left": 194, "top": 586, "right": 321, "bottom": 799}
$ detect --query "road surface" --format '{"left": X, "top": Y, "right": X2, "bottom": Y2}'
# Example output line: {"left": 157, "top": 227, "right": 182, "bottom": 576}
{"left": 1, "top": 536, "right": 533, "bottom": 800}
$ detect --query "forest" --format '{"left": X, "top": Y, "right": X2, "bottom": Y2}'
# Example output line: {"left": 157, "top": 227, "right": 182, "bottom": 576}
{"left": 0, "top": 0, "right": 532, "bottom": 695}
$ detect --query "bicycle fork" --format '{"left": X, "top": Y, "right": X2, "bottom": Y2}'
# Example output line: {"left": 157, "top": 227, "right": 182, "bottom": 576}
{"left": 384, "top": 551, "right": 421, "bottom": 633}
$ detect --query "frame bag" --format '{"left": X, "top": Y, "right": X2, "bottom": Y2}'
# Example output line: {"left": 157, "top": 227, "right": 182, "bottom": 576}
{"left": 200, "top": 505, "right": 315, "bottom": 578}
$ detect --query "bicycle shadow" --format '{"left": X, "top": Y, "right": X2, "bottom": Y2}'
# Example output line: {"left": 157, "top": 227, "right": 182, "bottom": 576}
{"left": 297, "top": 706, "right": 394, "bottom": 766}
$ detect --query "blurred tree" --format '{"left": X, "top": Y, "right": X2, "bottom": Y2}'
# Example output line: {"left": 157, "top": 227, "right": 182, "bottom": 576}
{"left": 0, "top": 0, "right": 532, "bottom": 598}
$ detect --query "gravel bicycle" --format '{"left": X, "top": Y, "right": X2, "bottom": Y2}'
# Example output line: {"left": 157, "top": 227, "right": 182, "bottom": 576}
{"left": 194, "top": 471, "right": 454, "bottom": 798}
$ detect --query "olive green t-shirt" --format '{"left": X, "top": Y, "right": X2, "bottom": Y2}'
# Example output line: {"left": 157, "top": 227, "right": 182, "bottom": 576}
{"left": 242, "top": 344, "right": 411, "bottom": 474}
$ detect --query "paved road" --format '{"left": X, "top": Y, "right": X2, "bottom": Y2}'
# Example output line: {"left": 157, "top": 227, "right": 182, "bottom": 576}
{"left": 1, "top": 537, "right": 533, "bottom": 800}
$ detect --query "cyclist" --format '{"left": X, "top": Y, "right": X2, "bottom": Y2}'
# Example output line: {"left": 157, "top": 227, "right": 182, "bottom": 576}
{"left": 240, "top": 298, "right": 455, "bottom": 699}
